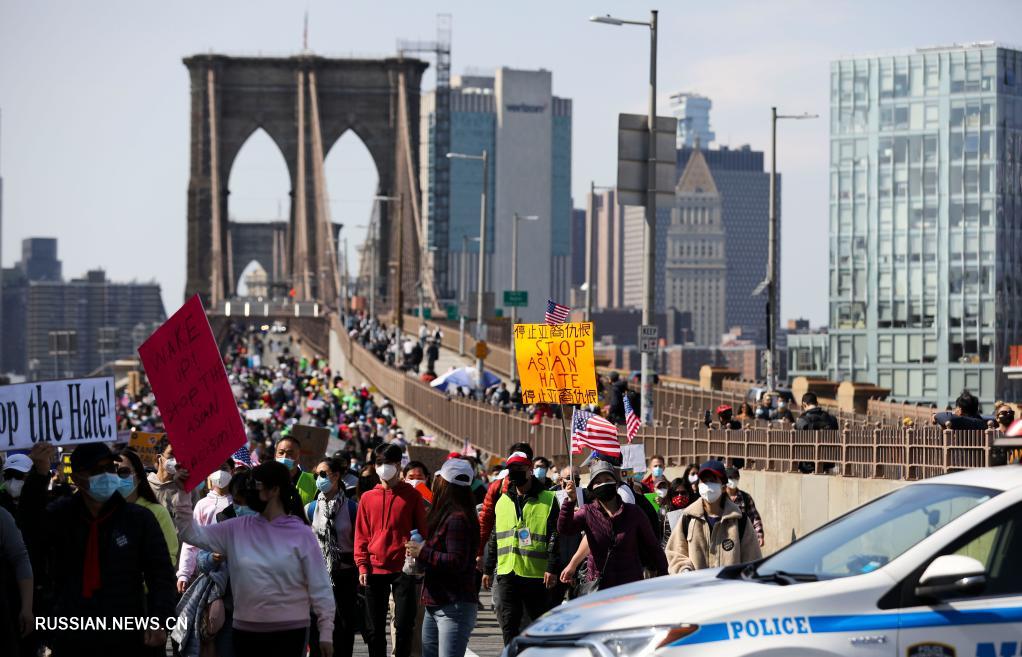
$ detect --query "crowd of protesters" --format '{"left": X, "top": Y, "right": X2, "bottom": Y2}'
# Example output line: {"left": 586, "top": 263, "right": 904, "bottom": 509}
{"left": 0, "top": 308, "right": 770, "bottom": 657}
{"left": 2, "top": 307, "right": 1017, "bottom": 657}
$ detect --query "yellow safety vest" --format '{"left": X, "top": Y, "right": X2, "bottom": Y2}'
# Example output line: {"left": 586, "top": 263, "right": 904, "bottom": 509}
{"left": 494, "top": 489, "right": 554, "bottom": 578}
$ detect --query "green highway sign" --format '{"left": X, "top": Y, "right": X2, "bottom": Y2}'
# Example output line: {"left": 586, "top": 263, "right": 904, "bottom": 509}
{"left": 503, "top": 290, "right": 528, "bottom": 307}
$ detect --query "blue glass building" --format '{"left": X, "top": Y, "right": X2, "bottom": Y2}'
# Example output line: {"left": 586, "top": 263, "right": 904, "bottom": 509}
{"left": 829, "top": 43, "right": 1022, "bottom": 405}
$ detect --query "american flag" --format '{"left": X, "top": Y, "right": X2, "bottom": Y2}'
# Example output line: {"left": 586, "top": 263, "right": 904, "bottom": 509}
{"left": 623, "top": 394, "right": 641, "bottom": 443}
{"left": 545, "top": 298, "right": 571, "bottom": 325}
{"left": 232, "top": 445, "right": 252, "bottom": 468}
{"left": 571, "top": 409, "right": 621, "bottom": 457}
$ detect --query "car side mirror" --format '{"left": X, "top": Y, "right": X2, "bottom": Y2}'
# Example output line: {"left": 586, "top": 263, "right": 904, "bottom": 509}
{"left": 915, "top": 555, "right": 986, "bottom": 600}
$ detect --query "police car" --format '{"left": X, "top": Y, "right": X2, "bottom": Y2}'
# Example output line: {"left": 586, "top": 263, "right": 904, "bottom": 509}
{"left": 508, "top": 465, "right": 1022, "bottom": 657}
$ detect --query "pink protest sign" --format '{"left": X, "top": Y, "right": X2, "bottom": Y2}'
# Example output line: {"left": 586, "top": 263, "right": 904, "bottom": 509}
{"left": 138, "top": 295, "right": 244, "bottom": 492}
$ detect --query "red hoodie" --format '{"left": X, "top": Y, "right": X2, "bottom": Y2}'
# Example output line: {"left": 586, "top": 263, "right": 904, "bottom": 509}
{"left": 354, "top": 481, "right": 428, "bottom": 575}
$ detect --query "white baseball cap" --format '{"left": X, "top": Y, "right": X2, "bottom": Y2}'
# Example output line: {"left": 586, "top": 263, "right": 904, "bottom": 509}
{"left": 2, "top": 454, "right": 32, "bottom": 474}
{"left": 438, "top": 458, "right": 475, "bottom": 487}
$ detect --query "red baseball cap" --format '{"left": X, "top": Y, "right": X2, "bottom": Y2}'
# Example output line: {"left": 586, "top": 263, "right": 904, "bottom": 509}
{"left": 505, "top": 451, "right": 531, "bottom": 467}
{"left": 446, "top": 451, "right": 463, "bottom": 461}
{"left": 715, "top": 404, "right": 733, "bottom": 415}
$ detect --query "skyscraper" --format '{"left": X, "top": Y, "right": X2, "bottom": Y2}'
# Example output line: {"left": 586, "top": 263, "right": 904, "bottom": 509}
{"left": 421, "top": 68, "right": 573, "bottom": 321}
{"left": 678, "top": 145, "right": 776, "bottom": 346}
{"left": 828, "top": 43, "right": 1022, "bottom": 405}
{"left": 666, "top": 149, "right": 727, "bottom": 345}
{"left": 670, "top": 92, "right": 716, "bottom": 148}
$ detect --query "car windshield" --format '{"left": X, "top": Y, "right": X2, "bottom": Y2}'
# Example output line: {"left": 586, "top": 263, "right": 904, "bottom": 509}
{"left": 753, "top": 484, "right": 996, "bottom": 581}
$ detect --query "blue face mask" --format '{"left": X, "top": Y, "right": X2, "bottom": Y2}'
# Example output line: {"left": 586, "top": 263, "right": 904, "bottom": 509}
{"left": 316, "top": 475, "right": 333, "bottom": 493}
{"left": 116, "top": 475, "right": 137, "bottom": 499}
{"left": 652, "top": 466, "right": 664, "bottom": 478}
{"left": 277, "top": 457, "right": 296, "bottom": 470}
{"left": 533, "top": 467, "right": 548, "bottom": 481}
{"left": 87, "top": 473, "right": 121, "bottom": 503}
{"left": 633, "top": 472, "right": 644, "bottom": 482}
{"left": 234, "top": 504, "right": 258, "bottom": 517}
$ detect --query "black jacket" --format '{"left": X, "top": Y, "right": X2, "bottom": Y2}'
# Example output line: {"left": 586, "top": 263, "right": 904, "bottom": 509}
{"left": 794, "top": 407, "right": 839, "bottom": 430}
{"left": 22, "top": 478, "right": 176, "bottom": 622}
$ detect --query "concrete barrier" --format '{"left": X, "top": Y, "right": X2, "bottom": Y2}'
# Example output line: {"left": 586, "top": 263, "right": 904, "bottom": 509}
{"left": 664, "top": 466, "right": 904, "bottom": 556}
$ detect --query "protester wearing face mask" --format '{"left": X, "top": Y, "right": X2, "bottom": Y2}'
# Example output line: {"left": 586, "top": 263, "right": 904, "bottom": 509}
{"left": 23, "top": 442, "right": 176, "bottom": 654}
{"left": 403, "top": 461, "right": 433, "bottom": 505}
{"left": 532, "top": 457, "right": 552, "bottom": 489}
{"left": 483, "top": 451, "right": 561, "bottom": 646}
{"left": 0, "top": 454, "right": 33, "bottom": 527}
{"left": 176, "top": 460, "right": 235, "bottom": 593}
{"left": 305, "top": 457, "right": 359, "bottom": 657}
{"left": 180, "top": 461, "right": 335, "bottom": 657}
{"left": 354, "top": 443, "right": 427, "bottom": 657}
{"left": 682, "top": 463, "right": 700, "bottom": 499}
{"left": 558, "top": 461, "right": 667, "bottom": 596}
{"left": 114, "top": 448, "right": 180, "bottom": 568}
{"left": 639, "top": 455, "right": 666, "bottom": 492}
{"left": 665, "top": 460, "right": 761, "bottom": 574}
{"left": 725, "top": 467, "right": 765, "bottom": 548}
{"left": 274, "top": 436, "right": 318, "bottom": 505}
{"left": 147, "top": 437, "right": 194, "bottom": 538}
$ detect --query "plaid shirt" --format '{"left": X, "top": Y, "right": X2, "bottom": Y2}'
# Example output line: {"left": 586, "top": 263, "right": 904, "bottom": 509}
{"left": 417, "top": 511, "right": 479, "bottom": 607}
{"left": 729, "top": 489, "right": 764, "bottom": 543}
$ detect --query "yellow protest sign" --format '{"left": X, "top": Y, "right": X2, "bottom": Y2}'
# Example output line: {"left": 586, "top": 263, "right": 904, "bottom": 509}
{"left": 513, "top": 322, "right": 597, "bottom": 406}
{"left": 128, "top": 431, "right": 165, "bottom": 468}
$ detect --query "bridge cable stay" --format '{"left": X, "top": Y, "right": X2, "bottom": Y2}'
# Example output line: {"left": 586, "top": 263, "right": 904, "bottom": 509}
{"left": 396, "top": 68, "right": 439, "bottom": 312}
{"left": 307, "top": 69, "right": 342, "bottom": 308}
{"left": 207, "top": 67, "right": 225, "bottom": 306}
{"left": 293, "top": 70, "right": 312, "bottom": 299}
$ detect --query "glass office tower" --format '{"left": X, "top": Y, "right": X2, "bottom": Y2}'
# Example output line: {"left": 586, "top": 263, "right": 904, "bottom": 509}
{"left": 829, "top": 43, "right": 1022, "bottom": 405}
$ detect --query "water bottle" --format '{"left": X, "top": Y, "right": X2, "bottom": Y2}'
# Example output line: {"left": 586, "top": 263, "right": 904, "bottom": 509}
{"left": 403, "top": 529, "right": 423, "bottom": 575}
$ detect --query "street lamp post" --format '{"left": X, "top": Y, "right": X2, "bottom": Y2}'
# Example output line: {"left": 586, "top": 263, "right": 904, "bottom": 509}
{"left": 591, "top": 10, "right": 658, "bottom": 425}
{"left": 764, "top": 107, "right": 818, "bottom": 391}
{"left": 375, "top": 195, "right": 403, "bottom": 334}
{"left": 447, "top": 150, "right": 489, "bottom": 397}
{"left": 510, "top": 213, "right": 540, "bottom": 381}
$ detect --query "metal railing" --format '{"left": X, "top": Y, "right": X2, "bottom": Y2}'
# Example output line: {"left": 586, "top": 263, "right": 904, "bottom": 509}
{"left": 333, "top": 321, "right": 993, "bottom": 480}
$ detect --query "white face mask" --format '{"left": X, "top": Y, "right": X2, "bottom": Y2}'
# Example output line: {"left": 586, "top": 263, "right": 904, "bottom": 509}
{"left": 698, "top": 481, "right": 723, "bottom": 504}
{"left": 163, "top": 457, "right": 177, "bottom": 476}
{"left": 727, "top": 480, "right": 739, "bottom": 491}
{"left": 655, "top": 487, "right": 668, "bottom": 498}
{"left": 209, "top": 470, "right": 232, "bottom": 491}
{"left": 688, "top": 474, "right": 699, "bottom": 484}
{"left": 405, "top": 478, "right": 425, "bottom": 488}
{"left": 5, "top": 479, "right": 24, "bottom": 499}
{"left": 376, "top": 463, "right": 398, "bottom": 483}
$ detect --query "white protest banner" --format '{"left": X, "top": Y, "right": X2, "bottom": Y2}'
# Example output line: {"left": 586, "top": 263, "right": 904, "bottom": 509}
{"left": 0, "top": 377, "right": 117, "bottom": 451}
{"left": 620, "top": 443, "right": 647, "bottom": 473}
{"left": 667, "top": 509, "right": 686, "bottom": 531}
{"left": 244, "top": 408, "right": 273, "bottom": 421}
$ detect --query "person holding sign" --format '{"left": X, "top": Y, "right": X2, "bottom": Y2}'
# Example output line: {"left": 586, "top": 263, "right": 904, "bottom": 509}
{"left": 22, "top": 442, "right": 176, "bottom": 655}
{"left": 557, "top": 461, "right": 667, "bottom": 594}
{"left": 179, "top": 461, "right": 335, "bottom": 657}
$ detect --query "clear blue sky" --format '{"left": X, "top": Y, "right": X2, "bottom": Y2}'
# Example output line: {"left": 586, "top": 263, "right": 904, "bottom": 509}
{"left": 2, "top": 0, "right": 1019, "bottom": 325}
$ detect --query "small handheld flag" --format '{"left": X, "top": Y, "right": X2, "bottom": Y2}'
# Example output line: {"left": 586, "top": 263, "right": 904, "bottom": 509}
{"left": 571, "top": 408, "right": 621, "bottom": 457}
{"left": 623, "top": 394, "right": 641, "bottom": 443}
{"left": 545, "top": 298, "right": 571, "bottom": 325}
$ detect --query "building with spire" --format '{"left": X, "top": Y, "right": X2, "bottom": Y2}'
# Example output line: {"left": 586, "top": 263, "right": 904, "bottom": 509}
{"left": 666, "top": 149, "right": 727, "bottom": 345}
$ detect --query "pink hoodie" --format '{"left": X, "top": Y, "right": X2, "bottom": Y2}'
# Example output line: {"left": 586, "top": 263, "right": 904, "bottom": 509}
{"left": 183, "top": 513, "right": 335, "bottom": 637}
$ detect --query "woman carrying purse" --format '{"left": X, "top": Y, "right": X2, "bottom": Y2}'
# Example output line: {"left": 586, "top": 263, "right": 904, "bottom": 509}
{"left": 557, "top": 461, "right": 668, "bottom": 592}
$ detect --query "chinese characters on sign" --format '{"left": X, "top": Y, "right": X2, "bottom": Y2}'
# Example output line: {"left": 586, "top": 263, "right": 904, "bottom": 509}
{"left": 513, "top": 322, "right": 598, "bottom": 406}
